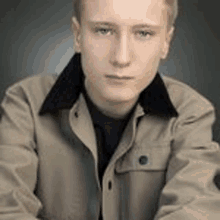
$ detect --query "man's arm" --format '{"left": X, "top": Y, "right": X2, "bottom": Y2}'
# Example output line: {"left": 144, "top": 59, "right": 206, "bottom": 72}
{"left": 0, "top": 84, "right": 42, "bottom": 220}
{"left": 155, "top": 91, "right": 220, "bottom": 219}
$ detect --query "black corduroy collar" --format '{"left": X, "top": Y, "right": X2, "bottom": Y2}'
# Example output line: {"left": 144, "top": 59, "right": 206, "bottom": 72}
{"left": 39, "top": 53, "right": 178, "bottom": 118}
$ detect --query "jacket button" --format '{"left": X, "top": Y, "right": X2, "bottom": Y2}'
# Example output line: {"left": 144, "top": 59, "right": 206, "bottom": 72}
{"left": 108, "top": 181, "right": 112, "bottom": 190}
{"left": 75, "top": 112, "right": 78, "bottom": 118}
{"left": 139, "top": 155, "right": 148, "bottom": 165}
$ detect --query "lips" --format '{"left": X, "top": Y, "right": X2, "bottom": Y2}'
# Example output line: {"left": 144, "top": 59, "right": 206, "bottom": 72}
{"left": 104, "top": 74, "right": 134, "bottom": 86}
{"left": 105, "top": 74, "right": 134, "bottom": 80}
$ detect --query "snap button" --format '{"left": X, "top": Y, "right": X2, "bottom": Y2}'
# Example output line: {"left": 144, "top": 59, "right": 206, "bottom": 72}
{"left": 108, "top": 181, "right": 112, "bottom": 190}
{"left": 139, "top": 155, "right": 148, "bottom": 165}
{"left": 74, "top": 112, "right": 78, "bottom": 118}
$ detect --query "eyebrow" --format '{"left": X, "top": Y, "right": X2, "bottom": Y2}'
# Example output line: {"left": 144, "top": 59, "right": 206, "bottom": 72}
{"left": 88, "top": 21, "right": 115, "bottom": 27}
{"left": 88, "top": 21, "right": 162, "bottom": 30}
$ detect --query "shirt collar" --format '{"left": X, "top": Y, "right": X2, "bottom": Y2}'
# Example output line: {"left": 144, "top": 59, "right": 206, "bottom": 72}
{"left": 39, "top": 53, "right": 178, "bottom": 118}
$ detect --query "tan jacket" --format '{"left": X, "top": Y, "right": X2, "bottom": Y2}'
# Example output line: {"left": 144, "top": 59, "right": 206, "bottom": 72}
{"left": 0, "top": 55, "right": 220, "bottom": 220}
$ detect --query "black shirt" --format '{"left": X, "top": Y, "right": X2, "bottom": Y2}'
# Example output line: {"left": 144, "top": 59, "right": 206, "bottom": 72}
{"left": 83, "top": 87, "right": 133, "bottom": 185}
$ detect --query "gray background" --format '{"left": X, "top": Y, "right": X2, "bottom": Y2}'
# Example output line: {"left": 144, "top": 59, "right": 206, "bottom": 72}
{"left": 0, "top": 0, "right": 220, "bottom": 142}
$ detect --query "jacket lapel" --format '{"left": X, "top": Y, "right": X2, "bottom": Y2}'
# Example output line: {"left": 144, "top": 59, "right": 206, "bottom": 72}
{"left": 59, "top": 93, "right": 98, "bottom": 163}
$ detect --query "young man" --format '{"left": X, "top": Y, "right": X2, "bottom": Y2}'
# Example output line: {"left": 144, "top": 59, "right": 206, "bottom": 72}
{"left": 0, "top": 0, "right": 220, "bottom": 219}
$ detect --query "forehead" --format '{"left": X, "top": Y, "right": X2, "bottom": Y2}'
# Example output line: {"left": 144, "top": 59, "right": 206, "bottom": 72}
{"left": 82, "top": 0, "right": 167, "bottom": 27}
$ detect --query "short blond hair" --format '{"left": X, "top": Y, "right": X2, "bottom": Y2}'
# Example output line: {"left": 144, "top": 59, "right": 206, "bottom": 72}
{"left": 73, "top": 0, "right": 178, "bottom": 27}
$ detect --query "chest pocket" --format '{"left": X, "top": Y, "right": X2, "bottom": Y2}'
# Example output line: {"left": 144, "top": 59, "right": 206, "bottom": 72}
{"left": 115, "top": 142, "right": 171, "bottom": 173}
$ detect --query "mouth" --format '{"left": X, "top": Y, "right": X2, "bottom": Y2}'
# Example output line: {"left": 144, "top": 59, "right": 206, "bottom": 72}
{"left": 105, "top": 75, "right": 134, "bottom": 80}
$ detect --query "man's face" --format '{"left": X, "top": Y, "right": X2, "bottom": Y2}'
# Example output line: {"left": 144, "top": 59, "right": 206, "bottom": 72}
{"left": 72, "top": 0, "right": 173, "bottom": 105}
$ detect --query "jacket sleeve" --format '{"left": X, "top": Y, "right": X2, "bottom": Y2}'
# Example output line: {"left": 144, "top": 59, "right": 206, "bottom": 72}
{"left": 0, "top": 84, "right": 42, "bottom": 220}
{"left": 155, "top": 92, "right": 220, "bottom": 219}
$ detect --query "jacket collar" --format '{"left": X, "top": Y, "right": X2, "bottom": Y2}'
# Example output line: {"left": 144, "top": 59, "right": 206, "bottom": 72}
{"left": 39, "top": 53, "right": 178, "bottom": 118}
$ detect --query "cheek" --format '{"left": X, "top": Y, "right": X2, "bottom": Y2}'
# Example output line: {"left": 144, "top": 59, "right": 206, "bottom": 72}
{"left": 81, "top": 33, "right": 112, "bottom": 59}
{"left": 133, "top": 43, "right": 162, "bottom": 76}
{"left": 137, "top": 41, "right": 163, "bottom": 62}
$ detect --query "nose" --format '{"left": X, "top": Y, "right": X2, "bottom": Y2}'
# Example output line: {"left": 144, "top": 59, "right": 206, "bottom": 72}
{"left": 110, "top": 33, "right": 132, "bottom": 68}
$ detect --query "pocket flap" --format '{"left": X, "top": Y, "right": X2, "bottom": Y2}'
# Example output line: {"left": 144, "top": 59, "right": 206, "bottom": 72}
{"left": 115, "top": 142, "right": 170, "bottom": 173}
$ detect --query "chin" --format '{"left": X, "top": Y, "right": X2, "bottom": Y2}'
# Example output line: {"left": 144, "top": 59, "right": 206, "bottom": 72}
{"left": 103, "top": 90, "right": 137, "bottom": 104}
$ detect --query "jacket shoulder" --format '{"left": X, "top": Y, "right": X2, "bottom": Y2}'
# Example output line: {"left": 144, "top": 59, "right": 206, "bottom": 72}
{"left": 3, "top": 74, "right": 59, "bottom": 112}
{"left": 6, "top": 74, "right": 58, "bottom": 93}
{"left": 162, "top": 75, "right": 214, "bottom": 117}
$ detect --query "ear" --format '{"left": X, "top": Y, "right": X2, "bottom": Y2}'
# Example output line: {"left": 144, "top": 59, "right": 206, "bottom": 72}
{"left": 72, "top": 17, "right": 81, "bottom": 53}
{"left": 161, "top": 26, "right": 175, "bottom": 59}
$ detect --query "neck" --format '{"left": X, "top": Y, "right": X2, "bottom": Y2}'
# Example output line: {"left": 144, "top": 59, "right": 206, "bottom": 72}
{"left": 94, "top": 99, "right": 138, "bottom": 119}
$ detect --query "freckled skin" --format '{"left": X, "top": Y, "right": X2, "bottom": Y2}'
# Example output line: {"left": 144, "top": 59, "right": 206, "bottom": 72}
{"left": 72, "top": 0, "right": 174, "bottom": 118}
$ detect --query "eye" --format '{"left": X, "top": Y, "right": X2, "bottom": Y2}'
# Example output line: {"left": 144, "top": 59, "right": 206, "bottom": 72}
{"left": 95, "top": 28, "right": 113, "bottom": 36}
{"left": 135, "top": 30, "right": 154, "bottom": 40}
{"left": 139, "top": 31, "right": 150, "bottom": 37}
